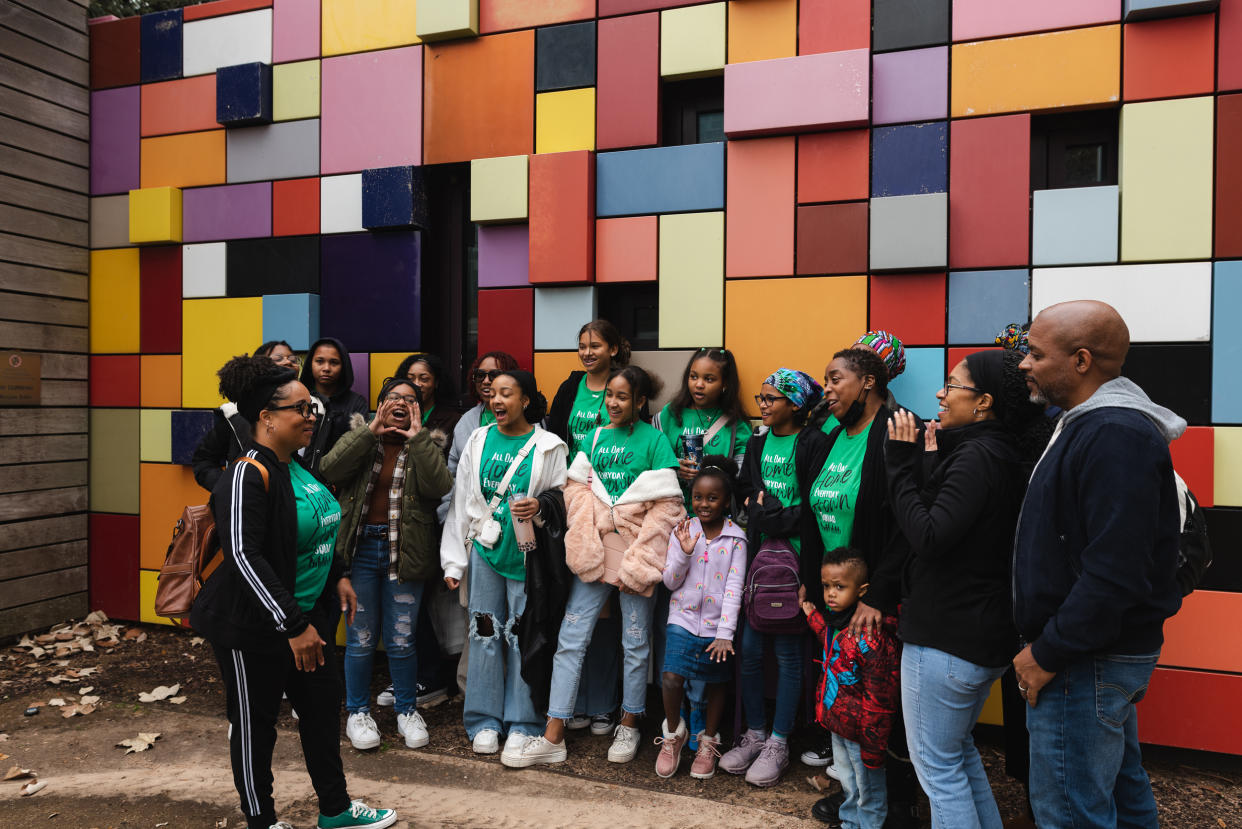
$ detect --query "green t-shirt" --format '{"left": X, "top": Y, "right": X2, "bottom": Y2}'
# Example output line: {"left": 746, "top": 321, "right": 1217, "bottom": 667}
{"left": 820, "top": 413, "right": 841, "bottom": 435}
{"left": 480, "top": 406, "right": 496, "bottom": 427}
{"left": 588, "top": 421, "right": 679, "bottom": 500}
{"left": 655, "top": 402, "right": 753, "bottom": 507}
{"left": 566, "top": 375, "right": 607, "bottom": 462}
{"left": 759, "top": 430, "right": 802, "bottom": 552}
{"left": 809, "top": 429, "right": 869, "bottom": 552}
{"left": 473, "top": 426, "right": 535, "bottom": 581}
{"left": 289, "top": 459, "right": 341, "bottom": 611}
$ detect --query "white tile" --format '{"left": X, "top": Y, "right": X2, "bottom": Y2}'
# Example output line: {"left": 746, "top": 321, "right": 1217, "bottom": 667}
{"left": 183, "top": 9, "right": 273, "bottom": 77}
{"left": 320, "top": 173, "right": 363, "bottom": 234}
{"left": 1031, "top": 262, "right": 1211, "bottom": 342}
{"left": 534, "top": 287, "right": 597, "bottom": 351}
{"left": 182, "top": 242, "right": 227, "bottom": 297}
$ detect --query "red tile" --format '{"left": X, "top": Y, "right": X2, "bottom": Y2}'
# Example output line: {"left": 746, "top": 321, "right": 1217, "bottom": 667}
{"left": 1170, "top": 426, "right": 1213, "bottom": 507}
{"left": 89, "top": 513, "right": 140, "bottom": 622}
{"left": 950, "top": 114, "right": 1030, "bottom": 270}
{"left": 529, "top": 150, "right": 595, "bottom": 284}
{"left": 798, "top": 130, "right": 869, "bottom": 204}
{"left": 799, "top": 0, "right": 870, "bottom": 54}
{"left": 869, "top": 273, "right": 947, "bottom": 345}
{"left": 1138, "top": 667, "right": 1242, "bottom": 753}
{"left": 90, "top": 16, "right": 141, "bottom": 90}
{"left": 182, "top": 0, "right": 271, "bottom": 20}
{"left": 90, "top": 355, "right": 141, "bottom": 407}
{"left": 946, "top": 345, "right": 999, "bottom": 371}
{"left": 478, "top": 288, "right": 533, "bottom": 370}
{"left": 1124, "top": 15, "right": 1215, "bottom": 102}
{"left": 597, "top": 13, "right": 660, "bottom": 150}
{"left": 1222, "top": 0, "right": 1242, "bottom": 91}
{"left": 273, "top": 178, "right": 320, "bottom": 237}
{"left": 140, "top": 246, "right": 182, "bottom": 354}
{"left": 796, "top": 203, "right": 868, "bottom": 275}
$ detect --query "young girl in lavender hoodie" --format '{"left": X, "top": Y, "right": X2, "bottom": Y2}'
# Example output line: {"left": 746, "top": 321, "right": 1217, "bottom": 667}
{"left": 654, "top": 456, "right": 747, "bottom": 781}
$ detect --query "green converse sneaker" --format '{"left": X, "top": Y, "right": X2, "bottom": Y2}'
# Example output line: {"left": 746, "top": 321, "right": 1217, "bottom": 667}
{"left": 317, "top": 800, "right": 397, "bottom": 829}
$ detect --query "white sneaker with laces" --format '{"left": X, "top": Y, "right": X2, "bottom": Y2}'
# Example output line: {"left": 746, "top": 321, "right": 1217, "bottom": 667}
{"left": 396, "top": 710, "right": 429, "bottom": 748}
{"left": 500, "top": 735, "right": 567, "bottom": 768}
{"left": 269, "top": 823, "right": 295, "bottom": 829}
{"left": 607, "top": 723, "right": 642, "bottom": 763}
{"left": 345, "top": 712, "right": 381, "bottom": 750}
{"left": 565, "top": 714, "right": 591, "bottom": 730}
{"left": 472, "top": 728, "right": 501, "bottom": 754}
{"left": 376, "top": 685, "right": 395, "bottom": 707}
{"left": 500, "top": 732, "right": 533, "bottom": 763}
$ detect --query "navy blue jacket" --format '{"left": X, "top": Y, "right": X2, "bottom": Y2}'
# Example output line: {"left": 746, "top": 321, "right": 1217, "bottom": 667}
{"left": 1013, "top": 406, "right": 1182, "bottom": 672}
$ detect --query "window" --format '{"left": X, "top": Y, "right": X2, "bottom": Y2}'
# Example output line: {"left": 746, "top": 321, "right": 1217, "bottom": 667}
{"left": 596, "top": 283, "right": 660, "bottom": 351}
{"left": 661, "top": 77, "right": 724, "bottom": 146}
{"left": 418, "top": 162, "right": 476, "bottom": 404}
{"left": 1030, "top": 109, "right": 1119, "bottom": 190}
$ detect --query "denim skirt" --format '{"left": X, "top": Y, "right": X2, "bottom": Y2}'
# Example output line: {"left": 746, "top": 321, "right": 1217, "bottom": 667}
{"left": 662, "top": 622, "right": 731, "bottom": 684}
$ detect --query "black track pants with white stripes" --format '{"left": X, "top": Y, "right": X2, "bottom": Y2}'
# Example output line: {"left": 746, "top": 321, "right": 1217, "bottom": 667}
{"left": 212, "top": 621, "right": 350, "bottom": 828}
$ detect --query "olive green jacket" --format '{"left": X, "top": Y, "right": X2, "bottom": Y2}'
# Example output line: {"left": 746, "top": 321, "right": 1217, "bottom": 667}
{"left": 320, "top": 416, "right": 454, "bottom": 582}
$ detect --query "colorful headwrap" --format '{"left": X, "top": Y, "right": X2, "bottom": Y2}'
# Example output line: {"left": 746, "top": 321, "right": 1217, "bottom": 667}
{"left": 854, "top": 330, "right": 906, "bottom": 379}
{"left": 762, "top": 368, "right": 823, "bottom": 411}
{"left": 995, "top": 323, "right": 1030, "bottom": 354}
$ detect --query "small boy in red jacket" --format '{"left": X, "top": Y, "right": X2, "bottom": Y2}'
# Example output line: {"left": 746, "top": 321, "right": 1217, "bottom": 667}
{"left": 800, "top": 547, "right": 900, "bottom": 829}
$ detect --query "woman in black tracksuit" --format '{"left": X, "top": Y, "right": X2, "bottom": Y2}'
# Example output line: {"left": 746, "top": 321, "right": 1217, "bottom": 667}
{"left": 190, "top": 355, "right": 395, "bottom": 829}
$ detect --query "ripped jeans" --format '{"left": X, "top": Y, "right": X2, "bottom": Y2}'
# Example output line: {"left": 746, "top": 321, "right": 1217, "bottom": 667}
{"left": 546, "top": 578, "right": 655, "bottom": 721}
{"left": 344, "top": 530, "right": 424, "bottom": 715}
{"left": 463, "top": 547, "right": 541, "bottom": 739}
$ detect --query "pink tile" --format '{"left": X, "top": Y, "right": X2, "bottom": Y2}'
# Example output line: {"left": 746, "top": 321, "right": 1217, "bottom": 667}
{"left": 952, "top": 0, "right": 1119, "bottom": 41}
{"left": 183, "top": 182, "right": 273, "bottom": 242}
{"left": 349, "top": 352, "right": 369, "bottom": 400}
{"left": 321, "top": 45, "right": 422, "bottom": 175}
{"left": 873, "top": 47, "right": 948, "bottom": 125}
{"left": 273, "top": 0, "right": 320, "bottom": 62}
{"left": 723, "top": 49, "right": 869, "bottom": 138}
{"left": 478, "top": 225, "right": 530, "bottom": 288}
{"left": 91, "top": 86, "right": 140, "bottom": 195}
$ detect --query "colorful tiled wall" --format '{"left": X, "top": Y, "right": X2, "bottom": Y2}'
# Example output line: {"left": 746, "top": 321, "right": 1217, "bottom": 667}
{"left": 87, "top": 0, "right": 1242, "bottom": 753}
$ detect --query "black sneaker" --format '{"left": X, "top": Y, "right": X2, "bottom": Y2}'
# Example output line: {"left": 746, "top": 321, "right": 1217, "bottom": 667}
{"left": 800, "top": 741, "right": 833, "bottom": 767}
{"left": 416, "top": 682, "right": 449, "bottom": 708}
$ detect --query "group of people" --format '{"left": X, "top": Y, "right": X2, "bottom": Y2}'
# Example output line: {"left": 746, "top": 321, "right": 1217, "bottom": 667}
{"left": 189, "top": 300, "right": 1187, "bottom": 829}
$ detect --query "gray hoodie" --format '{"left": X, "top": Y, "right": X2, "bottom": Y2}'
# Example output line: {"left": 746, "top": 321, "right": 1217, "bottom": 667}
{"left": 1061, "top": 376, "right": 1187, "bottom": 444}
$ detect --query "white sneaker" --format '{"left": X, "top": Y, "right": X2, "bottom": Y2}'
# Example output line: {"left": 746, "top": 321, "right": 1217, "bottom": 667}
{"left": 607, "top": 723, "right": 642, "bottom": 763}
{"left": 565, "top": 714, "right": 591, "bottom": 731}
{"left": 500, "top": 732, "right": 533, "bottom": 763}
{"left": 376, "top": 684, "right": 395, "bottom": 707}
{"left": 396, "top": 710, "right": 429, "bottom": 749}
{"left": 500, "top": 735, "right": 567, "bottom": 768}
{"left": 346, "top": 711, "right": 381, "bottom": 750}
{"left": 472, "top": 728, "right": 501, "bottom": 754}
{"left": 269, "top": 822, "right": 294, "bottom": 829}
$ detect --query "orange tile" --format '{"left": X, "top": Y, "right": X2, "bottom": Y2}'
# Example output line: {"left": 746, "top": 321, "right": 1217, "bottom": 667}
{"left": 533, "top": 351, "right": 582, "bottom": 403}
{"left": 140, "top": 354, "right": 181, "bottom": 408}
{"left": 1160, "top": 590, "right": 1242, "bottom": 673}
{"left": 596, "top": 216, "right": 658, "bottom": 282}
{"left": 1123, "top": 14, "right": 1216, "bottom": 102}
{"left": 728, "top": 0, "right": 797, "bottom": 64}
{"left": 726, "top": 136, "right": 795, "bottom": 277}
{"left": 140, "top": 131, "right": 227, "bottom": 189}
{"left": 141, "top": 76, "right": 218, "bottom": 137}
{"left": 423, "top": 31, "right": 534, "bottom": 165}
{"left": 479, "top": 0, "right": 594, "bottom": 33}
{"left": 798, "top": 129, "right": 869, "bottom": 203}
{"left": 139, "top": 463, "right": 208, "bottom": 570}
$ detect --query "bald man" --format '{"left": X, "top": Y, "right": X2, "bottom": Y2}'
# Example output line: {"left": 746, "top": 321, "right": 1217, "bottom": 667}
{"left": 1012, "top": 301, "right": 1185, "bottom": 828}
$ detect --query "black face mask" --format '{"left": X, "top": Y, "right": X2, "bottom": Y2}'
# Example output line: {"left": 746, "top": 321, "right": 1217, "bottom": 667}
{"left": 838, "top": 385, "right": 872, "bottom": 428}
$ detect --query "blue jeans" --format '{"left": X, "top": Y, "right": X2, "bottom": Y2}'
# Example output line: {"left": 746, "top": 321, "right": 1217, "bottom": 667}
{"left": 547, "top": 579, "right": 655, "bottom": 720}
{"left": 833, "top": 733, "right": 888, "bottom": 829}
{"left": 463, "top": 548, "right": 541, "bottom": 739}
{"left": 1027, "top": 651, "right": 1160, "bottom": 829}
{"left": 738, "top": 617, "right": 803, "bottom": 737}
{"left": 902, "top": 644, "right": 1006, "bottom": 829}
{"left": 344, "top": 531, "right": 423, "bottom": 714}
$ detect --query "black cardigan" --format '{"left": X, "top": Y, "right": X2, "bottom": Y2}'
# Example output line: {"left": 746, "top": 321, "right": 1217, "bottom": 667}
{"left": 886, "top": 421, "right": 1023, "bottom": 667}
{"left": 546, "top": 371, "right": 587, "bottom": 444}
{"left": 190, "top": 408, "right": 251, "bottom": 493}
{"left": 736, "top": 426, "right": 831, "bottom": 593}
{"left": 517, "top": 489, "right": 571, "bottom": 715}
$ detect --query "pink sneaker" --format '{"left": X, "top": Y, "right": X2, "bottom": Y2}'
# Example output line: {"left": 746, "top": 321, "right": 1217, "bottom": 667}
{"left": 744, "top": 737, "right": 789, "bottom": 787}
{"left": 654, "top": 719, "right": 689, "bottom": 778}
{"left": 719, "top": 730, "right": 766, "bottom": 775}
{"left": 689, "top": 732, "right": 722, "bottom": 779}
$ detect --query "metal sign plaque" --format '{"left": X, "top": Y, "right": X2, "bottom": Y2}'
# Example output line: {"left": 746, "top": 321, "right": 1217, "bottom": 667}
{"left": 0, "top": 351, "right": 41, "bottom": 406}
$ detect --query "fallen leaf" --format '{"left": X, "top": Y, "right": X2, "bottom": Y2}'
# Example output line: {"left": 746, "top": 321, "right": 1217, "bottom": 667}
{"left": 138, "top": 684, "right": 180, "bottom": 703}
{"left": 78, "top": 704, "right": 96, "bottom": 716}
{"left": 19, "top": 779, "right": 47, "bottom": 796}
{"left": 80, "top": 695, "right": 100, "bottom": 705}
{"left": 51, "top": 660, "right": 68, "bottom": 667}
{"left": 169, "top": 696, "right": 186, "bottom": 705}
{"left": 5, "top": 765, "right": 34, "bottom": 780}
{"left": 0, "top": 753, "right": 7, "bottom": 761}
{"left": 78, "top": 687, "right": 93, "bottom": 695}
{"left": 123, "top": 628, "right": 145, "bottom": 641}
{"left": 84, "top": 610, "right": 109, "bottom": 625}
{"left": 45, "top": 675, "right": 70, "bottom": 685}
{"left": 116, "top": 732, "right": 160, "bottom": 754}
{"left": 47, "top": 698, "right": 65, "bottom": 707}
{"left": 34, "top": 634, "right": 56, "bottom": 645}
{"left": 156, "top": 823, "right": 169, "bottom": 827}
{"left": 1217, "top": 820, "right": 1226, "bottom": 829}
{"left": 60, "top": 706, "right": 80, "bottom": 719}
{"left": 190, "top": 637, "right": 205, "bottom": 646}
{"left": 75, "top": 667, "right": 99, "bottom": 677}
{"left": 215, "top": 819, "right": 229, "bottom": 828}
{"left": 0, "top": 733, "right": 8, "bottom": 741}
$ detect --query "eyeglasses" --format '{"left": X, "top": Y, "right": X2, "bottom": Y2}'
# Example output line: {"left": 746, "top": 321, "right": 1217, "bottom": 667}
{"left": 473, "top": 369, "right": 504, "bottom": 382}
{"left": 272, "top": 355, "right": 301, "bottom": 369}
{"left": 268, "top": 400, "right": 315, "bottom": 419}
{"left": 943, "top": 382, "right": 983, "bottom": 394}
{"left": 384, "top": 392, "right": 419, "bottom": 405}
{"left": 753, "top": 394, "right": 787, "bottom": 407}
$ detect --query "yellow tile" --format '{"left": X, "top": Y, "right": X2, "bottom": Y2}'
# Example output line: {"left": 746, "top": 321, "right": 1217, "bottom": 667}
{"left": 470, "top": 154, "right": 528, "bottom": 223}
{"left": 370, "top": 352, "right": 408, "bottom": 404}
{"left": 951, "top": 25, "right": 1120, "bottom": 118}
{"left": 533, "top": 352, "right": 582, "bottom": 404}
{"left": 1215, "top": 427, "right": 1242, "bottom": 507}
{"left": 273, "top": 60, "right": 321, "bottom": 122}
{"left": 182, "top": 298, "right": 264, "bottom": 409}
{"left": 728, "top": 0, "right": 796, "bottom": 64}
{"left": 90, "top": 248, "right": 141, "bottom": 353}
{"left": 978, "top": 679, "right": 1004, "bottom": 726}
{"left": 90, "top": 408, "right": 140, "bottom": 513}
{"left": 659, "top": 212, "right": 724, "bottom": 348}
{"left": 661, "top": 2, "right": 727, "bottom": 79}
{"left": 724, "top": 275, "right": 868, "bottom": 399}
{"left": 128, "top": 186, "right": 182, "bottom": 244}
{"left": 416, "top": 0, "right": 478, "bottom": 41}
{"left": 322, "top": 0, "right": 419, "bottom": 56}
{"left": 139, "top": 409, "right": 172, "bottom": 463}
{"left": 139, "top": 569, "right": 177, "bottom": 626}
{"left": 535, "top": 88, "right": 596, "bottom": 154}
{"left": 1120, "top": 97, "right": 1214, "bottom": 263}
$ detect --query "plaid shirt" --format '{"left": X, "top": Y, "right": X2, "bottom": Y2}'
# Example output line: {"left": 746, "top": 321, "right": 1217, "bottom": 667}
{"left": 354, "top": 440, "right": 409, "bottom": 581}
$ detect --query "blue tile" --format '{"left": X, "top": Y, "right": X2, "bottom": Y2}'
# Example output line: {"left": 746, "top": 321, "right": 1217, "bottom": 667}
{"left": 870, "top": 122, "right": 947, "bottom": 198}
{"left": 534, "top": 286, "right": 597, "bottom": 350}
{"left": 171, "top": 409, "right": 215, "bottom": 466}
{"left": 263, "top": 293, "right": 320, "bottom": 352}
{"left": 1213, "top": 261, "right": 1242, "bottom": 423}
{"left": 596, "top": 143, "right": 725, "bottom": 217}
{"left": 887, "top": 347, "right": 945, "bottom": 420}
{"left": 140, "top": 9, "right": 183, "bottom": 83}
{"left": 1032, "top": 186, "right": 1118, "bottom": 266}
{"left": 216, "top": 62, "right": 273, "bottom": 127}
{"left": 362, "top": 166, "right": 430, "bottom": 230}
{"left": 1123, "top": 0, "right": 1219, "bottom": 21}
{"left": 947, "top": 269, "right": 1030, "bottom": 345}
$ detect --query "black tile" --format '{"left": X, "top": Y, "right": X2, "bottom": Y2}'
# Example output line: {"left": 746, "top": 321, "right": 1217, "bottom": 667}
{"left": 226, "top": 236, "right": 321, "bottom": 297}
{"left": 1121, "top": 343, "right": 1212, "bottom": 426}
{"left": 1201, "top": 507, "right": 1242, "bottom": 593}
{"left": 536, "top": 21, "right": 596, "bottom": 92}
{"left": 873, "top": 0, "right": 950, "bottom": 52}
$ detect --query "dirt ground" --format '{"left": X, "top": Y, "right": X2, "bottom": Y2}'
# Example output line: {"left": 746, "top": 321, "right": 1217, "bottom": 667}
{"left": 2, "top": 620, "right": 1240, "bottom": 828}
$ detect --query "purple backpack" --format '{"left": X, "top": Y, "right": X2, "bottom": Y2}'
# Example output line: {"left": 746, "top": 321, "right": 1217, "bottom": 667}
{"left": 743, "top": 538, "right": 806, "bottom": 634}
